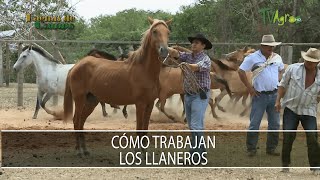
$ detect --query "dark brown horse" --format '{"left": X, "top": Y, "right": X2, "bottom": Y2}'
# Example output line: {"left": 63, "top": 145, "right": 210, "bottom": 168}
{"left": 63, "top": 17, "right": 172, "bottom": 156}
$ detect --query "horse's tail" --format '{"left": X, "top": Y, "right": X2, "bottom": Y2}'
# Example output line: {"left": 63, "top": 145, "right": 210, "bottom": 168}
{"left": 63, "top": 71, "right": 73, "bottom": 123}
{"left": 211, "top": 73, "right": 232, "bottom": 97}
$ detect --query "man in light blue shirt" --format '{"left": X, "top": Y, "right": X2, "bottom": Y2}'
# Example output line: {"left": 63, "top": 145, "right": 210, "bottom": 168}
{"left": 238, "top": 34, "right": 284, "bottom": 157}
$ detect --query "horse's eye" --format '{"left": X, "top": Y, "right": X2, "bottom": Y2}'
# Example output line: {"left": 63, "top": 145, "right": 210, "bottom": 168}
{"left": 153, "top": 29, "right": 157, "bottom": 35}
{"left": 22, "top": 55, "right": 27, "bottom": 58}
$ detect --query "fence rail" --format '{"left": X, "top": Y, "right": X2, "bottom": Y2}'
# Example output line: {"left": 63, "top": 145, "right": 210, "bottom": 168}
{"left": 2, "top": 39, "right": 320, "bottom": 46}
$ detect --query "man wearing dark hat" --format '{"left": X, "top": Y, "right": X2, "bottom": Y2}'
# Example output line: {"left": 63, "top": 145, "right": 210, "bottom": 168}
{"left": 169, "top": 33, "right": 212, "bottom": 162}
{"left": 238, "top": 34, "right": 284, "bottom": 157}
{"left": 275, "top": 48, "right": 320, "bottom": 175}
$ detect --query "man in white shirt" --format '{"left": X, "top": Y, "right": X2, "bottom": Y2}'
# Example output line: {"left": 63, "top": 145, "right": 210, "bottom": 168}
{"left": 238, "top": 34, "right": 284, "bottom": 157}
{"left": 276, "top": 48, "right": 320, "bottom": 175}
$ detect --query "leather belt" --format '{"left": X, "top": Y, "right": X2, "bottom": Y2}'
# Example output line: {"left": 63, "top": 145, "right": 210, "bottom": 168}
{"left": 185, "top": 88, "right": 209, "bottom": 95}
{"left": 259, "top": 89, "right": 277, "bottom": 94}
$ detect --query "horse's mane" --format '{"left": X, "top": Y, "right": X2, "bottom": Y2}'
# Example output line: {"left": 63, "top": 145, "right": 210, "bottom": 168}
{"left": 211, "top": 58, "right": 235, "bottom": 71}
{"left": 86, "top": 49, "right": 117, "bottom": 60}
{"left": 127, "top": 19, "right": 169, "bottom": 63}
{"left": 22, "top": 46, "right": 62, "bottom": 64}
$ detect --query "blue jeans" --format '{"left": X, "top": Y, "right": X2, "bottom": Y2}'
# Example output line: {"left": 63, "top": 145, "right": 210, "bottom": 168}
{"left": 184, "top": 91, "right": 210, "bottom": 154}
{"left": 246, "top": 92, "right": 280, "bottom": 152}
{"left": 282, "top": 107, "right": 320, "bottom": 168}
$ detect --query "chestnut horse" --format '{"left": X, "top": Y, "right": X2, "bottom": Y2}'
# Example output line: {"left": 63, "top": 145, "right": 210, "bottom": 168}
{"left": 86, "top": 49, "right": 128, "bottom": 118}
{"left": 63, "top": 17, "right": 172, "bottom": 156}
{"left": 210, "top": 47, "right": 255, "bottom": 117}
{"left": 156, "top": 66, "right": 232, "bottom": 121}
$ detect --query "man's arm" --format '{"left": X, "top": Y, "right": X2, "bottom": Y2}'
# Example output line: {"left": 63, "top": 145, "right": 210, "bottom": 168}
{"left": 171, "top": 45, "right": 192, "bottom": 53}
{"left": 238, "top": 69, "right": 258, "bottom": 96}
{"left": 275, "top": 65, "right": 293, "bottom": 112}
{"left": 185, "top": 55, "right": 211, "bottom": 72}
{"left": 275, "top": 86, "right": 286, "bottom": 112}
{"left": 187, "top": 64, "right": 200, "bottom": 72}
{"left": 278, "top": 69, "right": 285, "bottom": 82}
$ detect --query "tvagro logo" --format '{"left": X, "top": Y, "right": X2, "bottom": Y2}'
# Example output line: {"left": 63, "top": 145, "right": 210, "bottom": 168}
{"left": 259, "top": 8, "right": 302, "bottom": 26}
{"left": 26, "top": 14, "right": 75, "bottom": 30}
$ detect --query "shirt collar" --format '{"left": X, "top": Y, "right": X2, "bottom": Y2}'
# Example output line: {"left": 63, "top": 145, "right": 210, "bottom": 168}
{"left": 300, "top": 63, "right": 320, "bottom": 83}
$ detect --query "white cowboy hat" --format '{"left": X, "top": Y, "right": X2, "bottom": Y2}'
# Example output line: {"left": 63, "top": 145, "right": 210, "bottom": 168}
{"left": 301, "top": 48, "right": 320, "bottom": 62}
{"left": 260, "top": 34, "right": 281, "bottom": 47}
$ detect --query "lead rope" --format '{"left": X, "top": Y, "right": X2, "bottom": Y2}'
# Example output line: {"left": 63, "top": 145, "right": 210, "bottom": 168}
{"left": 159, "top": 55, "right": 203, "bottom": 94}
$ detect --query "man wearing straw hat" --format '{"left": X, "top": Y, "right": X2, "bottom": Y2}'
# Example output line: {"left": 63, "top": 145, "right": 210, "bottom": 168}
{"left": 238, "top": 34, "right": 284, "bottom": 157}
{"left": 275, "top": 48, "right": 320, "bottom": 175}
{"left": 169, "top": 33, "right": 212, "bottom": 163}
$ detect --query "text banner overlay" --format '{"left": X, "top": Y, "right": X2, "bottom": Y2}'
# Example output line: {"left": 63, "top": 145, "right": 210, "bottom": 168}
{"left": 1, "top": 131, "right": 317, "bottom": 167}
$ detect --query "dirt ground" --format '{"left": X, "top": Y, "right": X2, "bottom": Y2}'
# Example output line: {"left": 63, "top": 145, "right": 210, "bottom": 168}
{"left": 0, "top": 83, "right": 319, "bottom": 179}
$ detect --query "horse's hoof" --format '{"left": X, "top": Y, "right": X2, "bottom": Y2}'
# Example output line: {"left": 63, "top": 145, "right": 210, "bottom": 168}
{"left": 169, "top": 118, "right": 176, "bottom": 123}
{"left": 84, "top": 151, "right": 90, "bottom": 156}
{"left": 32, "top": 116, "right": 37, "bottom": 119}
{"left": 239, "top": 112, "right": 246, "bottom": 117}
{"left": 102, "top": 112, "right": 109, "bottom": 117}
{"left": 218, "top": 107, "right": 226, "bottom": 112}
{"left": 124, "top": 113, "right": 128, "bottom": 119}
{"left": 183, "top": 118, "right": 187, "bottom": 123}
{"left": 212, "top": 114, "right": 219, "bottom": 119}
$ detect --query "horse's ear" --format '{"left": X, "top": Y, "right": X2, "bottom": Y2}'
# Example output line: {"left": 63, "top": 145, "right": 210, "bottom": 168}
{"left": 243, "top": 46, "right": 249, "bottom": 52}
{"left": 148, "top": 17, "right": 154, "bottom": 25}
{"left": 165, "top": 18, "right": 173, "bottom": 26}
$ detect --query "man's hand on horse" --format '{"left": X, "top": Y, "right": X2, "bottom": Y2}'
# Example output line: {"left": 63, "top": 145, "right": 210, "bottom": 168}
{"left": 171, "top": 45, "right": 192, "bottom": 53}
{"left": 168, "top": 47, "right": 180, "bottom": 59}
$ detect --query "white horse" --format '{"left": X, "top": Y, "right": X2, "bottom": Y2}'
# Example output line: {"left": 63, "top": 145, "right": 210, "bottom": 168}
{"left": 13, "top": 45, "right": 118, "bottom": 119}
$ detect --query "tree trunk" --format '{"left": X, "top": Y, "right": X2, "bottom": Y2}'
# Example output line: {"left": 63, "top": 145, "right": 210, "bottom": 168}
{"left": 250, "top": 0, "right": 265, "bottom": 37}
{"left": 0, "top": 42, "right": 3, "bottom": 87}
{"left": 5, "top": 43, "right": 10, "bottom": 87}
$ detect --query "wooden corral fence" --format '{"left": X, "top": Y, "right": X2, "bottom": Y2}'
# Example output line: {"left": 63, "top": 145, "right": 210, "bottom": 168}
{"left": 1, "top": 39, "right": 320, "bottom": 107}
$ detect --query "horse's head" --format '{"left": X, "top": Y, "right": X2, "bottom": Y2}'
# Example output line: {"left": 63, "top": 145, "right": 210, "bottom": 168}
{"left": 224, "top": 46, "right": 256, "bottom": 65}
{"left": 147, "top": 17, "right": 172, "bottom": 59}
{"left": 13, "top": 46, "right": 33, "bottom": 72}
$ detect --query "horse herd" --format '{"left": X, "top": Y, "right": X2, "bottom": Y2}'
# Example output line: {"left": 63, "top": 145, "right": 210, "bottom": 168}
{"left": 13, "top": 18, "right": 258, "bottom": 155}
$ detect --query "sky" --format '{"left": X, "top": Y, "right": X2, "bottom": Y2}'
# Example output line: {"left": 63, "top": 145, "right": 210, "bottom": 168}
{"left": 69, "top": 0, "right": 196, "bottom": 21}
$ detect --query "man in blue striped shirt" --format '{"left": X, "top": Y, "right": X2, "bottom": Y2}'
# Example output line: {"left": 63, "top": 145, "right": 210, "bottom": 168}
{"left": 170, "top": 33, "right": 212, "bottom": 162}
{"left": 276, "top": 48, "right": 320, "bottom": 174}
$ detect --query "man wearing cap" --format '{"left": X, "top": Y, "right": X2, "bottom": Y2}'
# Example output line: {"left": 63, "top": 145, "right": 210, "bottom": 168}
{"left": 238, "top": 34, "right": 284, "bottom": 157}
{"left": 275, "top": 48, "right": 320, "bottom": 175}
{"left": 169, "top": 33, "right": 212, "bottom": 161}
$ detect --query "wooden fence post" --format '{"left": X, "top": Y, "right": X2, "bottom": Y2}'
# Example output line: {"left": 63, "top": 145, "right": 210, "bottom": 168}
{"left": 280, "top": 45, "right": 293, "bottom": 64}
{"left": 0, "top": 41, "right": 3, "bottom": 87}
{"left": 5, "top": 43, "right": 10, "bottom": 87}
{"left": 17, "top": 43, "right": 24, "bottom": 106}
